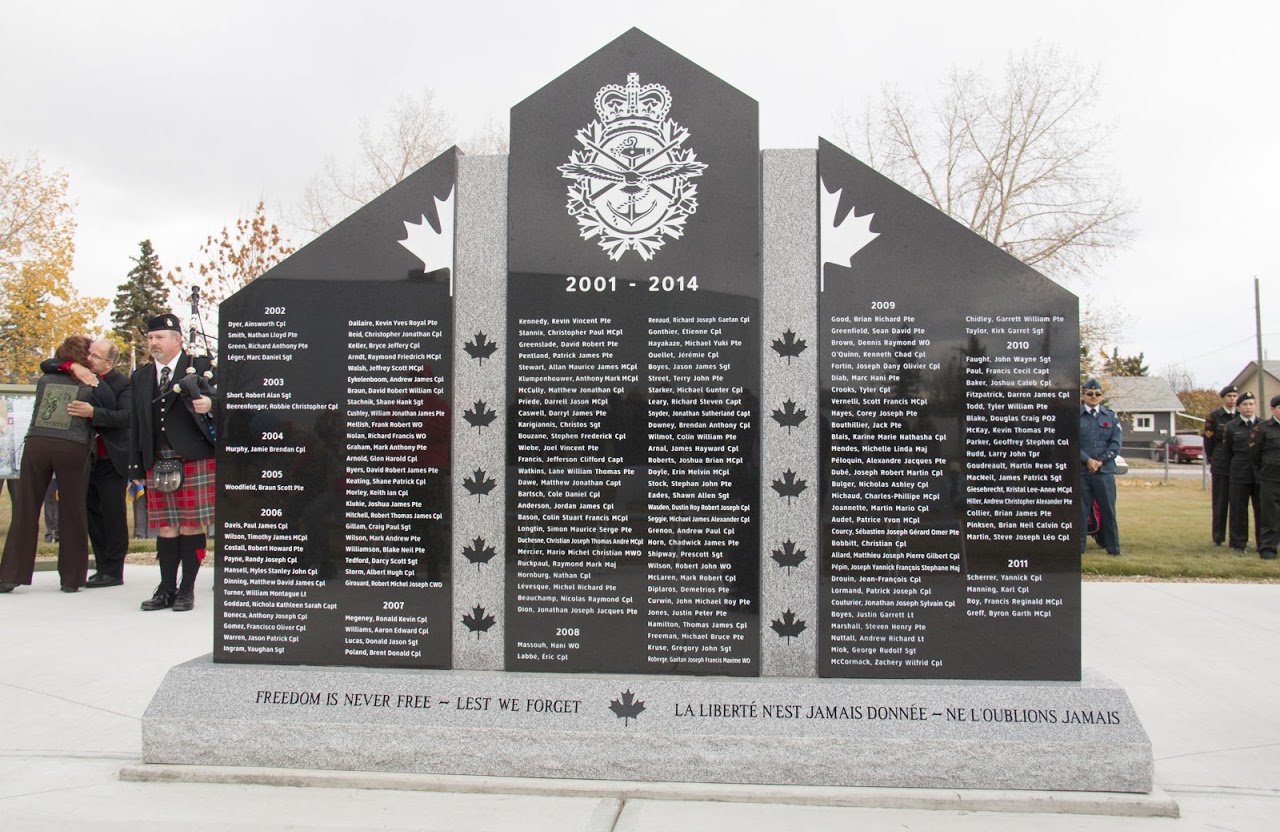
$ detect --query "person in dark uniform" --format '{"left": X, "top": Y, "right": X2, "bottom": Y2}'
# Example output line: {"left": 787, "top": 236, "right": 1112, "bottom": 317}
{"left": 1080, "top": 379, "right": 1122, "bottom": 555}
{"left": 0, "top": 337, "right": 107, "bottom": 593}
{"left": 1223, "top": 392, "right": 1261, "bottom": 553}
{"left": 40, "top": 339, "right": 133, "bottom": 587}
{"left": 129, "top": 314, "right": 216, "bottom": 612}
{"left": 1202, "top": 384, "right": 1238, "bottom": 546}
{"left": 1251, "top": 394, "right": 1280, "bottom": 560}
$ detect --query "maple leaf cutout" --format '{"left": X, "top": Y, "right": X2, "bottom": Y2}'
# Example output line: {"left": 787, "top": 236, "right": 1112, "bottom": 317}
{"left": 771, "top": 609, "right": 807, "bottom": 643}
{"left": 461, "top": 604, "right": 496, "bottom": 638}
{"left": 771, "top": 399, "right": 807, "bottom": 433}
{"left": 771, "top": 329, "right": 807, "bottom": 363}
{"left": 398, "top": 186, "right": 456, "bottom": 294}
{"left": 463, "top": 400, "right": 497, "bottom": 432}
{"left": 819, "top": 175, "right": 878, "bottom": 291}
{"left": 462, "top": 536, "right": 497, "bottom": 571}
{"left": 609, "top": 689, "right": 646, "bottom": 726}
{"left": 771, "top": 469, "right": 807, "bottom": 504}
{"left": 771, "top": 539, "right": 807, "bottom": 573}
{"left": 464, "top": 332, "right": 498, "bottom": 365}
{"left": 462, "top": 468, "right": 497, "bottom": 501}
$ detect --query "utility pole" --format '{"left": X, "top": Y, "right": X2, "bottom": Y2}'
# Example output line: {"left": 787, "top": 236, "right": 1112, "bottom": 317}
{"left": 1257, "top": 276, "right": 1266, "bottom": 407}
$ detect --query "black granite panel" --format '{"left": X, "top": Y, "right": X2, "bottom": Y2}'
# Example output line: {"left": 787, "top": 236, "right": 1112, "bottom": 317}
{"left": 816, "top": 139, "right": 1081, "bottom": 681}
{"left": 506, "top": 29, "right": 762, "bottom": 675}
{"left": 214, "top": 151, "right": 457, "bottom": 668}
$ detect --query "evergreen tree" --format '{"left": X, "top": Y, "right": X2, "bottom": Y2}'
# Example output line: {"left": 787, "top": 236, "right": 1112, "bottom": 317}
{"left": 1100, "top": 346, "right": 1149, "bottom": 377}
{"left": 111, "top": 239, "right": 169, "bottom": 368}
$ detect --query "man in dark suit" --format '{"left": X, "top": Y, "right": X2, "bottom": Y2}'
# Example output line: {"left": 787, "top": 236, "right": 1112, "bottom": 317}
{"left": 129, "top": 314, "right": 215, "bottom": 612}
{"left": 41, "top": 338, "right": 133, "bottom": 586}
{"left": 1223, "top": 392, "right": 1261, "bottom": 553}
{"left": 1202, "top": 384, "right": 1239, "bottom": 546}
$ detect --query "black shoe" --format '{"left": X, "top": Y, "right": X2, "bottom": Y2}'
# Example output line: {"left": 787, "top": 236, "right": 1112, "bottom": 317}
{"left": 85, "top": 573, "right": 123, "bottom": 588}
{"left": 171, "top": 590, "right": 195, "bottom": 612}
{"left": 140, "top": 584, "right": 175, "bottom": 611}
{"left": 60, "top": 585, "right": 80, "bottom": 593}
{"left": 1108, "top": 551, "right": 1122, "bottom": 557}
{"left": 0, "top": 582, "right": 18, "bottom": 593}
{"left": 1262, "top": 551, "right": 1278, "bottom": 561}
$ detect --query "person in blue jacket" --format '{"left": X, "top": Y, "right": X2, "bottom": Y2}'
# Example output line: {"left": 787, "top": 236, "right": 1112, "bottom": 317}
{"left": 1080, "top": 379, "right": 1122, "bottom": 555}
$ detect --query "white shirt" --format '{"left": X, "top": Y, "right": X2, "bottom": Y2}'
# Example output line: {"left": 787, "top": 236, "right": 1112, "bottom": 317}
{"left": 154, "top": 355, "right": 181, "bottom": 390}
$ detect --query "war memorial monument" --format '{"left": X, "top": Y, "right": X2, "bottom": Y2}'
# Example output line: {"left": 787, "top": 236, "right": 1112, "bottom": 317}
{"left": 138, "top": 30, "right": 1159, "bottom": 802}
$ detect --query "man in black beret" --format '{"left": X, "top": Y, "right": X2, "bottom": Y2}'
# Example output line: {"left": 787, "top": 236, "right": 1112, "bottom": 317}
{"left": 1202, "top": 384, "right": 1238, "bottom": 546}
{"left": 129, "top": 313, "right": 216, "bottom": 611}
{"left": 1223, "top": 392, "right": 1261, "bottom": 552}
{"left": 1251, "top": 394, "right": 1280, "bottom": 560}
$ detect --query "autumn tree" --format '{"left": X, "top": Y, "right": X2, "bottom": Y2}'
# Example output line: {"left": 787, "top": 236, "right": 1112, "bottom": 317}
{"left": 1099, "top": 346, "right": 1149, "bottom": 377}
{"left": 0, "top": 154, "right": 104, "bottom": 382}
{"left": 1176, "top": 388, "right": 1220, "bottom": 432}
{"left": 169, "top": 201, "right": 296, "bottom": 308}
{"left": 840, "top": 44, "right": 1133, "bottom": 283}
{"left": 111, "top": 239, "right": 171, "bottom": 368}
{"left": 295, "top": 89, "right": 508, "bottom": 237}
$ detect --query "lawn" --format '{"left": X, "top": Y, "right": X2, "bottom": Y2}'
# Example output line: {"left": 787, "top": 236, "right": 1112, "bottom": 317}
{"left": 1084, "top": 477, "right": 1279, "bottom": 581}
{"left": 1, "top": 477, "right": 1275, "bottom": 581}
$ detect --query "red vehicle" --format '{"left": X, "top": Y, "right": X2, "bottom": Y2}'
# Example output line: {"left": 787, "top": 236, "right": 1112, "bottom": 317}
{"left": 1155, "top": 433, "right": 1204, "bottom": 463}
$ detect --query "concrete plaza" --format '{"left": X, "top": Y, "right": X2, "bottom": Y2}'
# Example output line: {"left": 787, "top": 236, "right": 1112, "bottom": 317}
{"left": 1, "top": 568, "right": 1276, "bottom": 830}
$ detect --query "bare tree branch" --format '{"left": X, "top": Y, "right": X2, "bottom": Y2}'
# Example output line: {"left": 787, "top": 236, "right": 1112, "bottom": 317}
{"left": 842, "top": 44, "right": 1134, "bottom": 284}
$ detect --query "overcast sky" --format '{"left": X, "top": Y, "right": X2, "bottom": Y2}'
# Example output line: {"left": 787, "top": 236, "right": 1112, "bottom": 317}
{"left": 3, "top": 0, "right": 1276, "bottom": 389}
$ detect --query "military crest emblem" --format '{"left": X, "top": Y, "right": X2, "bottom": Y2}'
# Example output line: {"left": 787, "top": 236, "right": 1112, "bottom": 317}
{"left": 559, "top": 73, "right": 708, "bottom": 260}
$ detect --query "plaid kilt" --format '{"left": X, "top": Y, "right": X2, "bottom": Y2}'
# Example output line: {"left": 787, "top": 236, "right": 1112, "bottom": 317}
{"left": 147, "top": 450, "right": 215, "bottom": 527}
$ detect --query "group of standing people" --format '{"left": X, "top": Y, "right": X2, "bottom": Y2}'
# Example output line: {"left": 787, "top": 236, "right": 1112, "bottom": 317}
{"left": 1205, "top": 385, "right": 1280, "bottom": 559}
{"left": 0, "top": 314, "right": 217, "bottom": 607}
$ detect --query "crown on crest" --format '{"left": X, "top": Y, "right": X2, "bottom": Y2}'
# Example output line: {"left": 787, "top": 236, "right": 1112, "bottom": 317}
{"left": 594, "top": 73, "right": 672, "bottom": 134}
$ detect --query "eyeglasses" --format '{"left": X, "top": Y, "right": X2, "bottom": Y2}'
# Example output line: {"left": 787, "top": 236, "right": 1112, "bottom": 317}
{"left": 1083, "top": 391, "right": 1103, "bottom": 397}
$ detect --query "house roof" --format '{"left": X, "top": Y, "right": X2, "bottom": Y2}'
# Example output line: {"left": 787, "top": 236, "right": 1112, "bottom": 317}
{"left": 1228, "top": 360, "right": 1280, "bottom": 390}
{"left": 1101, "top": 376, "right": 1184, "bottom": 412}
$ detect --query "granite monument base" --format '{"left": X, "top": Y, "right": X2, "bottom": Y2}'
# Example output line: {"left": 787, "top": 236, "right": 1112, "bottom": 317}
{"left": 141, "top": 656, "right": 1154, "bottom": 795}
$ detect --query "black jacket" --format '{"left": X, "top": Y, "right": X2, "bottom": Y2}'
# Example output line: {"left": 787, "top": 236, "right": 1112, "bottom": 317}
{"left": 39, "top": 359, "right": 132, "bottom": 476}
{"left": 1203, "top": 406, "right": 1237, "bottom": 473}
{"left": 1223, "top": 416, "right": 1260, "bottom": 485}
{"left": 1251, "top": 418, "right": 1280, "bottom": 483}
{"left": 129, "top": 352, "right": 216, "bottom": 477}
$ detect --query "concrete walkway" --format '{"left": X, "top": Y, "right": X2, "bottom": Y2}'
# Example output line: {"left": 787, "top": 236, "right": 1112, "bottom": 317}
{"left": 1, "top": 568, "right": 1276, "bottom": 831}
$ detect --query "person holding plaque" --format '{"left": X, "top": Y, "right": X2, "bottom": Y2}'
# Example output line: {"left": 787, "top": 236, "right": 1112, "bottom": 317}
{"left": 129, "top": 314, "right": 215, "bottom": 612}
{"left": 0, "top": 336, "right": 109, "bottom": 593}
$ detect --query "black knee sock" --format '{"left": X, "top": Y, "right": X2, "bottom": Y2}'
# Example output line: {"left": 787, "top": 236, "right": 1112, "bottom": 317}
{"left": 157, "top": 536, "right": 180, "bottom": 592}
{"left": 178, "top": 533, "right": 204, "bottom": 593}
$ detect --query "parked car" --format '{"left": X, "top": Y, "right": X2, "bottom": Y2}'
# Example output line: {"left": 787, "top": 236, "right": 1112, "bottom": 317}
{"left": 1154, "top": 434, "right": 1204, "bottom": 463}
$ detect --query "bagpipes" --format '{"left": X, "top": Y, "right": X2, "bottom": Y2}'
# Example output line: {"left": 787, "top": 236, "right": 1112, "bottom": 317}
{"left": 153, "top": 285, "right": 218, "bottom": 445}
{"left": 166, "top": 364, "right": 218, "bottom": 446}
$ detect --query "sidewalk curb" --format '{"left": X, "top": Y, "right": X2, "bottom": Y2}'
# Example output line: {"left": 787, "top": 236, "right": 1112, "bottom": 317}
{"left": 119, "top": 763, "right": 1180, "bottom": 818}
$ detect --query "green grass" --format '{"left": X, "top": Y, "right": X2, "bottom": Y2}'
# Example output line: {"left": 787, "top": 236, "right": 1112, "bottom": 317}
{"left": 1084, "top": 478, "right": 1279, "bottom": 580}
{"left": 2, "top": 477, "right": 1274, "bottom": 581}
{"left": 0, "top": 490, "right": 159, "bottom": 559}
